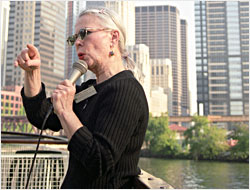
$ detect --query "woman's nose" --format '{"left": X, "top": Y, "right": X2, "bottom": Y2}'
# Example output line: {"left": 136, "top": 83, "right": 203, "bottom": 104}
{"left": 75, "top": 38, "right": 83, "bottom": 47}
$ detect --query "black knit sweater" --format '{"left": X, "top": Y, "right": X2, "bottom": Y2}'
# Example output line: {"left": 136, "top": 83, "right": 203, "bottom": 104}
{"left": 21, "top": 70, "right": 149, "bottom": 189}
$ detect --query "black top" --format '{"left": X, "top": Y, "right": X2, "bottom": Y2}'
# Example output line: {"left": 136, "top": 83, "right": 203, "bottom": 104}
{"left": 21, "top": 70, "right": 149, "bottom": 189}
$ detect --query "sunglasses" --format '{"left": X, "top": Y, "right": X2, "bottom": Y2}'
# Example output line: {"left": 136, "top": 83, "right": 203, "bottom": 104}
{"left": 67, "top": 28, "right": 112, "bottom": 46}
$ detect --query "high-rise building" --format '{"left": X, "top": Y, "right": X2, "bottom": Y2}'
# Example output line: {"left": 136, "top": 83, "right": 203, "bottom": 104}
{"left": 127, "top": 44, "right": 151, "bottom": 110}
{"left": 5, "top": 1, "right": 66, "bottom": 94}
{"left": 136, "top": 5, "right": 189, "bottom": 116}
{"left": 150, "top": 86, "right": 168, "bottom": 117}
{"left": 0, "top": 1, "right": 10, "bottom": 87}
{"left": 180, "top": 19, "right": 190, "bottom": 116}
{"left": 65, "top": 1, "right": 85, "bottom": 84}
{"left": 86, "top": 1, "right": 135, "bottom": 46}
{"left": 1, "top": 86, "right": 23, "bottom": 116}
{"left": 195, "top": 1, "right": 249, "bottom": 116}
{"left": 151, "top": 59, "right": 173, "bottom": 116}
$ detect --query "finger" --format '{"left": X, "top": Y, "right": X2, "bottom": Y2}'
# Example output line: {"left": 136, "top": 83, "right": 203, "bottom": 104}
{"left": 53, "top": 92, "right": 62, "bottom": 101}
{"left": 25, "top": 59, "right": 40, "bottom": 68}
{"left": 17, "top": 55, "right": 26, "bottom": 66}
{"left": 20, "top": 48, "right": 30, "bottom": 61}
{"left": 17, "top": 54, "right": 31, "bottom": 68}
{"left": 52, "top": 89, "right": 60, "bottom": 95}
{"left": 56, "top": 84, "right": 68, "bottom": 90}
{"left": 27, "top": 44, "right": 40, "bottom": 59}
{"left": 14, "top": 59, "right": 19, "bottom": 67}
{"left": 17, "top": 55, "right": 32, "bottom": 71}
{"left": 61, "top": 79, "right": 74, "bottom": 87}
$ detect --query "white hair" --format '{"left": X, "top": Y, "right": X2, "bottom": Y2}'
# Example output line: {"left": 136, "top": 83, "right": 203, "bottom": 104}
{"left": 78, "top": 7, "right": 135, "bottom": 70}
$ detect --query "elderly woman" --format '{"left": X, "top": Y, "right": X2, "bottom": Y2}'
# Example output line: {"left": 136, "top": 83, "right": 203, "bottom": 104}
{"left": 15, "top": 7, "right": 149, "bottom": 189}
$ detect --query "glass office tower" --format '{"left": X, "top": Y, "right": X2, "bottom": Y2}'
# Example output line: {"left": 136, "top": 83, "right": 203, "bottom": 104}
{"left": 195, "top": 1, "right": 249, "bottom": 116}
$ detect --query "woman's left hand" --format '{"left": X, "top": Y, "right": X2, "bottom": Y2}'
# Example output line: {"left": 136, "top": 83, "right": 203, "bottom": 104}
{"left": 52, "top": 80, "right": 76, "bottom": 116}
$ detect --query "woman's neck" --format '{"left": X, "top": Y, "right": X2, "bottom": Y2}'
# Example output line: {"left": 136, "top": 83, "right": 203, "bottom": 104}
{"left": 95, "top": 58, "right": 125, "bottom": 84}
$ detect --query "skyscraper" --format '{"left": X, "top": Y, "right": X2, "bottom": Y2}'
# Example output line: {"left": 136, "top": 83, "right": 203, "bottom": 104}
{"left": 65, "top": 1, "right": 85, "bottom": 84}
{"left": 195, "top": 1, "right": 249, "bottom": 116}
{"left": 136, "top": 5, "right": 189, "bottom": 116}
{"left": 5, "top": 1, "right": 66, "bottom": 94}
{"left": 151, "top": 59, "right": 173, "bottom": 116}
{"left": 127, "top": 44, "right": 151, "bottom": 109}
{"left": 86, "top": 1, "right": 135, "bottom": 45}
{"left": 180, "top": 19, "right": 190, "bottom": 116}
{"left": 0, "top": 1, "right": 10, "bottom": 87}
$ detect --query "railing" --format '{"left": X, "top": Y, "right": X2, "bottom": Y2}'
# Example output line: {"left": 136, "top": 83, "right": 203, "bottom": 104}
{"left": 1, "top": 152, "right": 68, "bottom": 189}
{"left": 1, "top": 131, "right": 174, "bottom": 189}
{"left": 1, "top": 132, "right": 69, "bottom": 189}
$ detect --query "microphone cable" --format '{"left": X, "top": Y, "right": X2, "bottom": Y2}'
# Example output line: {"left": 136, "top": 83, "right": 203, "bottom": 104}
{"left": 25, "top": 104, "right": 53, "bottom": 189}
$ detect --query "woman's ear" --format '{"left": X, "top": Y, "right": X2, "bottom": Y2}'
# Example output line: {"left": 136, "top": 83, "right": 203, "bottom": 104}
{"left": 111, "top": 30, "right": 120, "bottom": 45}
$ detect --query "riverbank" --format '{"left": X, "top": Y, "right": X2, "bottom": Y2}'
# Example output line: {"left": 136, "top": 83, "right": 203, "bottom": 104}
{"left": 140, "top": 149, "right": 249, "bottom": 163}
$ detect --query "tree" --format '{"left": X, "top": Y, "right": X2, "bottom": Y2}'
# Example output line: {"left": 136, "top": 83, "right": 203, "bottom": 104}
{"left": 184, "top": 115, "right": 228, "bottom": 160}
{"left": 18, "top": 105, "right": 26, "bottom": 116}
{"left": 145, "top": 113, "right": 182, "bottom": 157}
{"left": 229, "top": 123, "right": 249, "bottom": 160}
{"left": 2, "top": 99, "right": 12, "bottom": 116}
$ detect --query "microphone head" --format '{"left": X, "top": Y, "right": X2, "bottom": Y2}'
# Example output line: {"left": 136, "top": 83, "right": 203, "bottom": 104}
{"left": 73, "top": 60, "right": 88, "bottom": 74}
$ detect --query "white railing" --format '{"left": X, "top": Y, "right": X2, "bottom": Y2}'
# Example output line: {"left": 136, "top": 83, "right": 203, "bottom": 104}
{"left": 1, "top": 146, "right": 68, "bottom": 189}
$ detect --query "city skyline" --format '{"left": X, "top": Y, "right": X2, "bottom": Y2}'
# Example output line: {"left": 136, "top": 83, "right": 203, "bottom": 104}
{"left": 135, "top": 4, "right": 190, "bottom": 116}
{"left": 195, "top": 1, "right": 249, "bottom": 119}
{"left": 2, "top": 1, "right": 249, "bottom": 117}
{"left": 135, "top": 1, "right": 197, "bottom": 114}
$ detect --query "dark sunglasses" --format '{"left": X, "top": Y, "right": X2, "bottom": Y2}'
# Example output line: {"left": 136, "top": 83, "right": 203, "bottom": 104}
{"left": 67, "top": 28, "right": 112, "bottom": 46}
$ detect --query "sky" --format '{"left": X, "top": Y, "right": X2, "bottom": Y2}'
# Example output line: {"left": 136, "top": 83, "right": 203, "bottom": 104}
{"left": 134, "top": 1, "right": 197, "bottom": 114}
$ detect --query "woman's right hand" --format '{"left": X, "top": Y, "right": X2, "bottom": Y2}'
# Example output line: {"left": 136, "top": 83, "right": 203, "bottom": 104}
{"left": 15, "top": 44, "right": 42, "bottom": 97}
{"left": 14, "top": 44, "right": 41, "bottom": 72}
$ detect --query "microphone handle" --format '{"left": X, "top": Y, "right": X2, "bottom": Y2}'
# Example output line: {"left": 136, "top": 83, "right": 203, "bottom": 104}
{"left": 68, "top": 69, "right": 83, "bottom": 84}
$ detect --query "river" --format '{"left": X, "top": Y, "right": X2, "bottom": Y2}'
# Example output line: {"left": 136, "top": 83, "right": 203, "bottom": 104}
{"left": 138, "top": 157, "right": 249, "bottom": 189}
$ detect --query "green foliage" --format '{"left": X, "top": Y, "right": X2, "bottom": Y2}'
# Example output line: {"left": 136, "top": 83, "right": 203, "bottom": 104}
{"left": 184, "top": 115, "right": 229, "bottom": 160}
{"left": 18, "top": 105, "right": 26, "bottom": 116}
{"left": 145, "top": 113, "right": 182, "bottom": 157}
{"left": 1, "top": 99, "right": 11, "bottom": 116}
{"left": 229, "top": 123, "right": 249, "bottom": 160}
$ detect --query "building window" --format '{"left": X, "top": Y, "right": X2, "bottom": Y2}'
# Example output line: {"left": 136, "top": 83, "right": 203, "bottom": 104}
{"left": 157, "top": 6, "right": 162, "bottom": 11}
{"left": 149, "top": 7, "right": 155, "bottom": 12}
{"left": 142, "top": 7, "right": 147, "bottom": 12}
{"left": 164, "top": 6, "right": 168, "bottom": 11}
{"left": 170, "top": 6, "right": 176, "bottom": 12}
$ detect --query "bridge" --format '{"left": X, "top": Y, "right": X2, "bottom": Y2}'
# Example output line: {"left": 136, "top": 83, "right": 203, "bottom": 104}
{"left": 1, "top": 115, "right": 63, "bottom": 136}
{"left": 1, "top": 115, "right": 248, "bottom": 134}
{"left": 169, "top": 115, "right": 249, "bottom": 123}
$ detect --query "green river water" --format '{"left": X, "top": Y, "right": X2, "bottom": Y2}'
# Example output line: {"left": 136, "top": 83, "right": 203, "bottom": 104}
{"left": 139, "top": 157, "right": 249, "bottom": 189}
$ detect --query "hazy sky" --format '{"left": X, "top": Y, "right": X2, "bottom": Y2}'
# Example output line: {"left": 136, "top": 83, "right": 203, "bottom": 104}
{"left": 134, "top": 1, "right": 197, "bottom": 114}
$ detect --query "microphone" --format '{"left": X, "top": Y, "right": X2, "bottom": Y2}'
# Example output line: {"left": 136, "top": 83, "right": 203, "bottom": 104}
{"left": 68, "top": 60, "right": 88, "bottom": 84}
